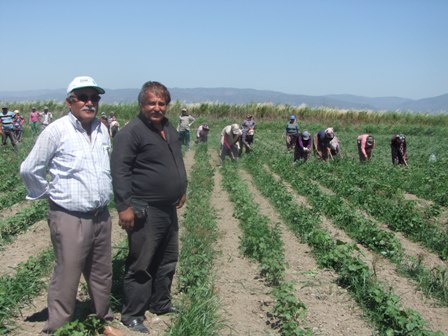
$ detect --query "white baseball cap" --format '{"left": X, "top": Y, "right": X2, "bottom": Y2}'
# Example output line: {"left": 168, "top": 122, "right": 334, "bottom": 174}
{"left": 231, "top": 123, "right": 242, "bottom": 135}
{"left": 67, "top": 76, "right": 105, "bottom": 94}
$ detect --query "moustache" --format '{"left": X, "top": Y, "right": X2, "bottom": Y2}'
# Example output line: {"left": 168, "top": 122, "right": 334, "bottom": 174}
{"left": 81, "top": 107, "right": 96, "bottom": 113}
{"left": 149, "top": 111, "right": 164, "bottom": 116}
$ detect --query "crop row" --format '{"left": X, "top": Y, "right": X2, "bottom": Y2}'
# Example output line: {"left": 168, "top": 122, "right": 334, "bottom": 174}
{"left": 0, "top": 200, "right": 47, "bottom": 247}
{"left": 260, "top": 128, "right": 448, "bottom": 260}
{"left": 241, "top": 152, "right": 443, "bottom": 335}
{"left": 292, "top": 152, "right": 448, "bottom": 260}
{"left": 257, "top": 120, "right": 448, "bottom": 206}
{"left": 0, "top": 248, "right": 54, "bottom": 334}
{"left": 258, "top": 139, "right": 448, "bottom": 305}
{"left": 221, "top": 161, "right": 309, "bottom": 335}
{"left": 169, "top": 143, "right": 222, "bottom": 335}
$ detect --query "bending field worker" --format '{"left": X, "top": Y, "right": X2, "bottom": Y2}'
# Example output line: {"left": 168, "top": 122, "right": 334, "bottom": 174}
{"left": 313, "top": 127, "right": 335, "bottom": 160}
{"left": 240, "top": 114, "right": 256, "bottom": 153}
{"left": 357, "top": 134, "right": 375, "bottom": 162}
{"left": 294, "top": 130, "right": 312, "bottom": 162}
{"left": 391, "top": 133, "right": 408, "bottom": 165}
{"left": 220, "top": 123, "right": 242, "bottom": 162}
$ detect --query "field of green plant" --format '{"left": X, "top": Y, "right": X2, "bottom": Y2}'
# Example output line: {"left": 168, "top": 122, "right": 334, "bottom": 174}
{"left": 0, "top": 102, "right": 447, "bottom": 335}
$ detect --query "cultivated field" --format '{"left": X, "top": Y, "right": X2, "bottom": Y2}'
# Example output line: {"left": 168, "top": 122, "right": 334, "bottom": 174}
{"left": 0, "top": 104, "right": 447, "bottom": 335}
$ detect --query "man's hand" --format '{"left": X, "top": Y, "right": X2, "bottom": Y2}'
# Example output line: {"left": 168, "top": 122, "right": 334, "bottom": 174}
{"left": 118, "top": 207, "right": 135, "bottom": 231}
{"left": 176, "top": 194, "right": 187, "bottom": 209}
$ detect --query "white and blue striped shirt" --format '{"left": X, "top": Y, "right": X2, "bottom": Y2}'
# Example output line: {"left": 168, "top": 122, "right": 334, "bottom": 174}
{"left": 20, "top": 112, "right": 112, "bottom": 212}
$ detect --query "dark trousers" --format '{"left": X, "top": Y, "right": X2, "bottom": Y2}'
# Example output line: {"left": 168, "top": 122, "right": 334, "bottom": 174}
{"left": 294, "top": 147, "right": 310, "bottom": 161}
{"left": 358, "top": 143, "right": 373, "bottom": 162}
{"left": 286, "top": 134, "right": 298, "bottom": 150}
{"left": 2, "top": 129, "right": 16, "bottom": 147}
{"left": 121, "top": 204, "right": 179, "bottom": 323}
{"left": 179, "top": 130, "right": 191, "bottom": 148}
{"left": 391, "top": 146, "right": 406, "bottom": 165}
{"left": 14, "top": 129, "right": 23, "bottom": 142}
{"left": 195, "top": 134, "right": 208, "bottom": 143}
{"left": 241, "top": 134, "right": 254, "bottom": 153}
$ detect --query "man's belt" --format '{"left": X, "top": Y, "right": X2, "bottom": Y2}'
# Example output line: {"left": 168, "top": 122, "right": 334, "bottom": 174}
{"left": 49, "top": 199, "right": 108, "bottom": 219}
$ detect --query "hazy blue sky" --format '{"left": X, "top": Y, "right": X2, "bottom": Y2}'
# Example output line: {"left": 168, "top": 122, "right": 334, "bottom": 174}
{"left": 1, "top": 0, "right": 447, "bottom": 99}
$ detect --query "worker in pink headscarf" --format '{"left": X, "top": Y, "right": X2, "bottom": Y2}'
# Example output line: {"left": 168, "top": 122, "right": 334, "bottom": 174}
{"left": 357, "top": 134, "right": 375, "bottom": 162}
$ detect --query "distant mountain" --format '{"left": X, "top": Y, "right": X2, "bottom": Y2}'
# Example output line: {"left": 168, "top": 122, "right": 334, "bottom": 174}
{"left": 1, "top": 87, "right": 447, "bottom": 114}
{"left": 397, "top": 93, "right": 448, "bottom": 114}
{"left": 170, "top": 88, "right": 373, "bottom": 110}
{"left": 323, "top": 94, "right": 413, "bottom": 111}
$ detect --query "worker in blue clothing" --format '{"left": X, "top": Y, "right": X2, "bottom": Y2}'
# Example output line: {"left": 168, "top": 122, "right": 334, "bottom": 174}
{"left": 285, "top": 115, "right": 299, "bottom": 150}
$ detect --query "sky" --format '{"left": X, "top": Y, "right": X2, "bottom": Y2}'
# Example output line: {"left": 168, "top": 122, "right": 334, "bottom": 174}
{"left": 1, "top": 0, "right": 447, "bottom": 100}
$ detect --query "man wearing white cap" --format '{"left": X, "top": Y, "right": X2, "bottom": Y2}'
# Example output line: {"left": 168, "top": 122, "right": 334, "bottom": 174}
{"left": 39, "top": 106, "right": 53, "bottom": 131}
{"left": 220, "top": 123, "right": 242, "bottom": 162}
{"left": 20, "top": 76, "right": 115, "bottom": 333}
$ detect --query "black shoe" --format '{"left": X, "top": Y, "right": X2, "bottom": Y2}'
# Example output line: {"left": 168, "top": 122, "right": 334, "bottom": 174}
{"left": 122, "top": 318, "right": 150, "bottom": 334}
{"left": 151, "top": 306, "right": 178, "bottom": 315}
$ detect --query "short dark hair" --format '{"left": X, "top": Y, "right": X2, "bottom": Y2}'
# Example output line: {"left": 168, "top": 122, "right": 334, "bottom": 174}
{"left": 138, "top": 81, "right": 171, "bottom": 106}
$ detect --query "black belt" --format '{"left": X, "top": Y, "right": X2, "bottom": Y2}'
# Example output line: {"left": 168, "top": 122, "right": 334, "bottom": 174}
{"left": 49, "top": 199, "right": 107, "bottom": 218}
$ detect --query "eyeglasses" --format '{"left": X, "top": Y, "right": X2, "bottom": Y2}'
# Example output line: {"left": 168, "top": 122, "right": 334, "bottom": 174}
{"left": 71, "top": 93, "right": 101, "bottom": 103}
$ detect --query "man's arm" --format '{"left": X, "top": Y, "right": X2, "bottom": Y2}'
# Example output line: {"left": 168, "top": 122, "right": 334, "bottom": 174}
{"left": 360, "top": 135, "right": 368, "bottom": 158}
{"left": 110, "top": 131, "right": 137, "bottom": 212}
{"left": 176, "top": 194, "right": 186, "bottom": 209}
{"left": 111, "top": 129, "right": 139, "bottom": 230}
{"left": 20, "top": 129, "right": 57, "bottom": 200}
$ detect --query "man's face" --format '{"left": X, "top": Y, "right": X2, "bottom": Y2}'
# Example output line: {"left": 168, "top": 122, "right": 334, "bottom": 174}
{"left": 66, "top": 88, "right": 101, "bottom": 126}
{"left": 2, "top": 108, "right": 7, "bottom": 115}
{"left": 140, "top": 91, "right": 168, "bottom": 125}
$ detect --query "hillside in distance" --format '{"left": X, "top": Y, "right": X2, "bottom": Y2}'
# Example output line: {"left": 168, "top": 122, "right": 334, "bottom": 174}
{"left": 1, "top": 87, "right": 447, "bottom": 114}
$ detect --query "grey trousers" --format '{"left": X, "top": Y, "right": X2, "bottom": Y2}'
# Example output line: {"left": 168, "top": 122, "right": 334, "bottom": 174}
{"left": 44, "top": 202, "right": 113, "bottom": 332}
{"left": 121, "top": 204, "right": 179, "bottom": 323}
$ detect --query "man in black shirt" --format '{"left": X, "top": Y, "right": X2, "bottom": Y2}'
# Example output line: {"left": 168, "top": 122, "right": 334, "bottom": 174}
{"left": 111, "top": 81, "right": 187, "bottom": 334}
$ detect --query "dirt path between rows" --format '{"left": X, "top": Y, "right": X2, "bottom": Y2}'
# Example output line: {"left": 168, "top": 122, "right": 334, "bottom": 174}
{"left": 267, "top": 167, "right": 448, "bottom": 335}
{"left": 0, "top": 200, "right": 32, "bottom": 220}
{"left": 212, "top": 167, "right": 277, "bottom": 335}
{"left": 0, "top": 219, "right": 50, "bottom": 277}
{"left": 404, "top": 193, "right": 448, "bottom": 230}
